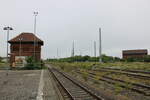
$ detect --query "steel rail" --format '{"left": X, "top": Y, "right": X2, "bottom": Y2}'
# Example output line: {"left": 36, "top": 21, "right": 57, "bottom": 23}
{"left": 102, "top": 68, "right": 150, "bottom": 74}
{"left": 92, "top": 69, "right": 150, "bottom": 79}
{"left": 48, "top": 68, "right": 74, "bottom": 99}
{"left": 77, "top": 71, "right": 150, "bottom": 96}
{"left": 49, "top": 67, "right": 105, "bottom": 100}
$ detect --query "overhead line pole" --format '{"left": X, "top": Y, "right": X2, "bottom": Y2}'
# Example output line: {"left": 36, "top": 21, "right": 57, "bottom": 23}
{"left": 33, "top": 12, "right": 38, "bottom": 61}
{"left": 94, "top": 41, "right": 96, "bottom": 57}
{"left": 71, "top": 41, "right": 74, "bottom": 57}
{"left": 99, "top": 28, "right": 102, "bottom": 63}
{"left": 19, "top": 37, "right": 23, "bottom": 56}
{"left": 57, "top": 48, "right": 59, "bottom": 59}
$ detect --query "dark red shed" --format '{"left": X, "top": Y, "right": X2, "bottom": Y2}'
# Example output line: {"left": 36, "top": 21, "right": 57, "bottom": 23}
{"left": 8, "top": 32, "right": 44, "bottom": 67}
{"left": 122, "top": 49, "right": 148, "bottom": 59}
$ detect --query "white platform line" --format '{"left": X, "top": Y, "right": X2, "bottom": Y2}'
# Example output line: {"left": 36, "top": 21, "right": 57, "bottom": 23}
{"left": 36, "top": 70, "right": 44, "bottom": 100}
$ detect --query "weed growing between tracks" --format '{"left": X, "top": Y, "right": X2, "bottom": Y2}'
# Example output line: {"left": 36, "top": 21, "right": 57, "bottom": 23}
{"left": 49, "top": 62, "right": 150, "bottom": 71}
{"left": 81, "top": 71, "right": 88, "bottom": 81}
{"left": 114, "top": 83, "right": 124, "bottom": 94}
{"left": 49, "top": 62, "right": 150, "bottom": 100}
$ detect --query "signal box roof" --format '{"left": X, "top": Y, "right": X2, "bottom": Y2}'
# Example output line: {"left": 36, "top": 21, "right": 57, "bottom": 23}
{"left": 8, "top": 32, "right": 44, "bottom": 45}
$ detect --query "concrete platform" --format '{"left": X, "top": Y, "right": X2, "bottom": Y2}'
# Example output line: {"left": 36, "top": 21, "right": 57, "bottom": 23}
{"left": 0, "top": 70, "right": 41, "bottom": 100}
{"left": 0, "top": 70, "right": 60, "bottom": 100}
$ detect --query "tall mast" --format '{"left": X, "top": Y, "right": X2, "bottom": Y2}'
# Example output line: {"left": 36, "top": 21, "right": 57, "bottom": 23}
{"left": 94, "top": 41, "right": 96, "bottom": 57}
{"left": 71, "top": 41, "right": 74, "bottom": 57}
{"left": 99, "top": 28, "right": 102, "bottom": 63}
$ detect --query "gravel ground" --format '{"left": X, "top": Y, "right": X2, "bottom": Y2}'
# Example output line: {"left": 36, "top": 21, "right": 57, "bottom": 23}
{"left": 43, "top": 70, "right": 61, "bottom": 100}
{"left": 0, "top": 70, "right": 41, "bottom": 100}
{"left": 70, "top": 70, "right": 150, "bottom": 100}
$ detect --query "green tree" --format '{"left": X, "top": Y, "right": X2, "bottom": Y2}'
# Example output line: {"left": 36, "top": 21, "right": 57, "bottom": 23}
{"left": 24, "top": 56, "right": 41, "bottom": 70}
{"left": 126, "top": 57, "right": 134, "bottom": 62}
{"left": 144, "top": 55, "right": 150, "bottom": 62}
{"left": 0, "top": 57, "right": 2, "bottom": 62}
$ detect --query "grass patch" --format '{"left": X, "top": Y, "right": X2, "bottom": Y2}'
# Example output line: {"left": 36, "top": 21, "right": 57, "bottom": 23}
{"left": 49, "top": 62, "right": 150, "bottom": 71}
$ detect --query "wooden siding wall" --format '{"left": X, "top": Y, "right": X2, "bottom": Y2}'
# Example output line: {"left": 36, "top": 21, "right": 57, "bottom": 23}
{"left": 10, "top": 43, "right": 42, "bottom": 66}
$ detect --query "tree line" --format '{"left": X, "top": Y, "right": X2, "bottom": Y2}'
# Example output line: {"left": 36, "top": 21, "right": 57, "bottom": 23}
{"left": 47, "top": 54, "right": 120, "bottom": 63}
{"left": 47, "top": 55, "right": 150, "bottom": 63}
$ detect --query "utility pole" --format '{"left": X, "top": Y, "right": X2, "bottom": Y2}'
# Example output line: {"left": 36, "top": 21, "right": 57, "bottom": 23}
{"left": 80, "top": 50, "right": 82, "bottom": 56}
{"left": 99, "top": 28, "right": 102, "bottom": 63}
{"left": 57, "top": 48, "right": 59, "bottom": 59}
{"left": 33, "top": 12, "right": 38, "bottom": 61}
{"left": 3, "top": 26, "right": 13, "bottom": 63}
{"left": 94, "top": 41, "right": 96, "bottom": 57}
{"left": 19, "top": 37, "right": 23, "bottom": 56}
{"left": 71, "top": 41, "right": 74, "bottom": 57}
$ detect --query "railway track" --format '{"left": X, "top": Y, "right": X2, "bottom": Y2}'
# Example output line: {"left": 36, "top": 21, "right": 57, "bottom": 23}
{"left": 102, "top": 68, "right": 150, "bottom": 74}
{"left": 76, "top": 71, "right": 150, "bottom": 96}
{"left": 92, "top": 68, "right": 150, "bottom": 79}
{"left": 48, "top": 67, "right": 106, "bottom": 100}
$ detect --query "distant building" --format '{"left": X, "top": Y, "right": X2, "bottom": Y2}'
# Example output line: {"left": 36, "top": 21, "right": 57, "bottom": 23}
{"left": 122, "top": 49, "right": 148, "bottom": 59}
{"left": 8, "top": 32, "right": 44, "bottom": 67}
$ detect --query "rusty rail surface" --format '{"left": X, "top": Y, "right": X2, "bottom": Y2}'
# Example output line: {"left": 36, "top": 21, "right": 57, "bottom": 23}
{"left": 76, "top": 71, "right": 150, "bottom": 96}
{"left": 92, "top": 68, "right": 150, "bottom": 79}
{"left": 101, "top": 68, "right": 150, "bottom": 74}
{"left": 48, "top": 67, "right": 106, "bottom": 100}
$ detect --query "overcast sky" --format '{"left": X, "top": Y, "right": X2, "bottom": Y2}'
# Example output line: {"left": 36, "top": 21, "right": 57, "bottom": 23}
{"left": 0, "top": 0, "right": 150, "bottom": 59}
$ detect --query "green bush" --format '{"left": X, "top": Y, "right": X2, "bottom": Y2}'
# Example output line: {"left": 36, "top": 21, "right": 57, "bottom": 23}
{"left": 23, "top": 56, "right": 43, "bottom": 70}
{"left": 126, "top": 57, "right": 135, "bottom": 62}
{"left": 0, "top": 57, "right": 2, "bottom": 62}
{"left": 143, "top": 55, "right": 150, "bottom": 62}
{"left": 47, "top": 54, "right": 121, "bottom": 63}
